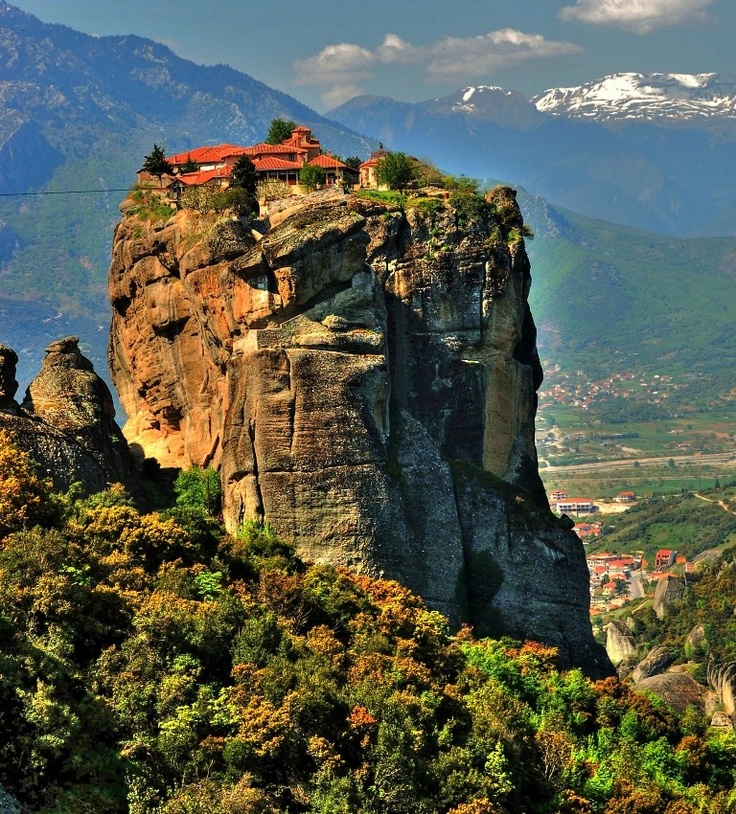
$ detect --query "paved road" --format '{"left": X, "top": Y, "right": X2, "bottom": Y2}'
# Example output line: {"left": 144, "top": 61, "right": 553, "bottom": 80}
{"left": 542, "top": 451, "right": 736, "bottom": 473}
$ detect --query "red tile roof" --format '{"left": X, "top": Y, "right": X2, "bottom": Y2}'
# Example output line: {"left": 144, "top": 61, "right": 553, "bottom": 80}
{"left": 309, "top": 154, "right": 352, "bottom": 170}
{"left": 609, "top": 559, "right": 634, "bottom": 568}
{"left": 168, "top": 144, "right": 249, "bottom": 165}
{"left": 170, "top": 167, "right": 232, "bottom": 186}
{"left": 241, "top": 143, "right": 304, "bottom": 156}
{"left": 252, "top": 157, "right": 302, "bottom": 171}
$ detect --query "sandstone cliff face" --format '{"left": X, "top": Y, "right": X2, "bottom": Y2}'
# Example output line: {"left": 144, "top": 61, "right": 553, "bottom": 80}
{"left": 653, "top": 574, "right": 686, "bottom": 619}
{"left": 109, "top": 187, "right": 610, "bottom": 676}
{"left": 0, "top": 337, "right": 133, "bottom": 493}
{"left": 606, "top": 619, "right": 637, "bottom": 668}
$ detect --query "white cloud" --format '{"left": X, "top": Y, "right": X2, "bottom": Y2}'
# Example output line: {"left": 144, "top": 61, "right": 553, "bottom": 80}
{"left": 559, "top": 0, "right": 713, "bottom": 33}
{"left": 376, "top": 34, "right": 420, "bottom": 65}
{"left": 293, "top": 43, "right": 377, "bottom": 107}
{"left": 294, "top": 30, "right": 582, "bottom": 107}
{"left": 424, "top": 29, "right": 583, "bottom": 77}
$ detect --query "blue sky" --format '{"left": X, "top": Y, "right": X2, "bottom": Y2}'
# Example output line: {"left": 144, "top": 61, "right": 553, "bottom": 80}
{"left": 10, "top": 0, "right": 736, "bottom": 111}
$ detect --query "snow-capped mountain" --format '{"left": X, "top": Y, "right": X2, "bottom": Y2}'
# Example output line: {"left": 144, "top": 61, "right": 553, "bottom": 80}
{"left": 430, "top": 85, "right": 542, "bottom": 127}
{"left": 532, "top": 73, "right": 736, "bottom": 122}
{"left": 447, "top": 85, "right": 527, "bottom": 114}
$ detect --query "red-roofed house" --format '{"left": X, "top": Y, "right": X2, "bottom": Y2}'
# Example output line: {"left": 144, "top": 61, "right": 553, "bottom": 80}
{"left": 601, "top": 581, "right": 618, "bottom": 597}
{"left": 359, "top": 149, "right": 389, "bottom": 188}
{"left": 252, "top": 156, "right": 303, "bottom": 186}
{"left": 138, "top": 126, "right": 355, "bottom": 196}
{"left": 308, "top": 153, "right": 359, "bottom": 186}
{"left": 614, "top": 491, "right": 636, "bottom": 503}
{"left": 654, "top": 549, "right": 676, "bottom": 571}
{"left": 166, "top": 144, "right": 251, "bottom": 172}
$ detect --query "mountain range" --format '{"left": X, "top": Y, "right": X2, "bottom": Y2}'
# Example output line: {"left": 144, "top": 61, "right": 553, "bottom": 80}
{"left": 328, "top": 72, "right": 736, "bottom": 238}
{"left": 1, "top": 0, "right": 735, "bottom": 409}
{"left": 531, "top": 72, "right": 736, "bottom": 122}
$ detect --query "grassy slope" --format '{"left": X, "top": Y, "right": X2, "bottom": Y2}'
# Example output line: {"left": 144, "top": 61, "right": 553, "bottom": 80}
{"left": 585, "top": 486, "right": 736, "bottom": 566}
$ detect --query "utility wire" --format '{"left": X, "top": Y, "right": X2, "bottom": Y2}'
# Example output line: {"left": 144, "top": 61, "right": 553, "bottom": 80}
{"left": 0, "top": 188, "right": 132, "bottom": 197}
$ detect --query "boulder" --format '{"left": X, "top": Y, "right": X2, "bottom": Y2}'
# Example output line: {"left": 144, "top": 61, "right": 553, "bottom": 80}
{"left": 685, "top": 624, "right": 706, "bottom": 658}
{"left": 606, "top": 619, "right": 637, "bottom": 667}
{"left": 635, "top": 672, "right": 707, "bottom": 713}
{"left": 653, "top": 574, "right": 686, "bottom": 619}
{"left": 630, "top": 645, "right": 676, "bottom": 683}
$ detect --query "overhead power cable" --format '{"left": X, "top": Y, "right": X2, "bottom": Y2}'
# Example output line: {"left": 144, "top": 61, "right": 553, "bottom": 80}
{"left": 0, "top": 188, "right": 132, "bottom": 197}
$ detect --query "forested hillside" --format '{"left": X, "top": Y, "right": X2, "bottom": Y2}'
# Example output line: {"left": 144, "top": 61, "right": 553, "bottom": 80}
{"left": 521, "top": 193, "right": 736, "bottom": 413}
{"left": 2, "top": 428, "right": 736, "bottom": 813}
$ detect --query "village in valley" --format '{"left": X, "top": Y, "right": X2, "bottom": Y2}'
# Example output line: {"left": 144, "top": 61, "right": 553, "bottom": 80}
{"left": 548, "top": 488, "right": 698, "bottom": 617}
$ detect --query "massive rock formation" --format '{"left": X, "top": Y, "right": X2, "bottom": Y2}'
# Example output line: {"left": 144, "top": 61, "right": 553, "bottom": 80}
{"left": 606, "top": 619, "right": 637, "bottom": 668}
{"left": 0, "top": 337, "right": 133, "bottom": 493}
{"left": 653, "top": 574, "right": 686, "bottom": 619}
{"left": 109, "top": 187, "right": 611, "bottom": 675}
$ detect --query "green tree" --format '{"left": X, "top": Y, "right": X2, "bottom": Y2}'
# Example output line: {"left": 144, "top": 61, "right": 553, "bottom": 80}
{"left": 343, "top": 156, "right": 362, "bottom": 170}
{"left": 266, "top": 118, "right": 297, "bottom": 145}
{"left": 180, "top": 154, "right": 200, "bottom": 173}
{"left": 299, "top": 163, "right": 326, "bottom": 192}
{"left": 231, "top": 156, "right": 258, "bottom": 196}
{"left": 141, "top": 144, "right": 173, "bottom": 186}
{"left": 174, "top": 467, "right": 222, "bottom": 515}
{"left": 375, "top": 152, "right": 416, "bottom": 193}
{"left": 0, "top": 429, "right": 55, "bottom": 538}
{"left": 228, "top": 155, "right": 259, "bottom": 215}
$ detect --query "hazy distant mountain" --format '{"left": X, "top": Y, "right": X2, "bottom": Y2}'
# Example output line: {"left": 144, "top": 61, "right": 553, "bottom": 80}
{"left": 0, "top": 1, "right": 372, "bottom": 387}
{"left": 328, "top": 74, "right": 736, "bottom": 238}
{"left": 532, "top": 72, "right": 736, "bottom": 124}
{"left": 518, "top": 189, "right": 736, "bottom": 409}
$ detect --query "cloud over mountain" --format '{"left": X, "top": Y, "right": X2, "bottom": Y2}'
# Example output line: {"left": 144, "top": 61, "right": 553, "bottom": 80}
{"left": 294, "top": 29, "right": 583, "bottom": 107}
{"left": 559, "top": 0, "right": 713, "bottom": 33}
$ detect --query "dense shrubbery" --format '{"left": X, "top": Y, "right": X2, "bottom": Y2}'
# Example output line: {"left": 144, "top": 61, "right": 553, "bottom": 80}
{"left": 2, "top": 430, "right": 736, "bottom": 812}
{"left": 621, "top": 544, "right": 736, "bottom": 666}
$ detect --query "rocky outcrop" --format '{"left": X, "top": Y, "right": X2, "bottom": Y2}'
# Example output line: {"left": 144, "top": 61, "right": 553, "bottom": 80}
{"left": 635, "top": 672, "right": 707, "bottom": 713}
{"left": 653, "top": 574, "right": 686, "bottom": 619}
{"left": 0, "top": 343, "right": 19, "bottom": 412}
{"left": 606, "top": 619, "right": 637, "bottom": 667}
{"left": 630, "top": 645, "right": 676, "bottom": 684}
{"left": 108, "top": 187, "right": 611, "bottom": 676}
{"left": 707, "top": 661, "right": 736, "bottom": 718}
{"left": 0, "top": 783, "right": 21, "bottom": 814}
{"left": 0, "top": 338, "right": 133, "bottom": 493}
{"left": 22, "top": 336, "right": 132, "bottom": 484}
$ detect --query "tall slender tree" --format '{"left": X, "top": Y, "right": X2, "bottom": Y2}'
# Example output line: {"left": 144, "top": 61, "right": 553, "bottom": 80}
{"left": 141, "top": 144, "right": 173, "bottom": 186}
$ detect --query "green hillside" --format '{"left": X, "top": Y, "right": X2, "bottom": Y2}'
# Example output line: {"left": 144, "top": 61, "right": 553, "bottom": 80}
{"left": 586, "top": 487, "right": 736, "bottom": 567}
{"left": 523, "top": 195, "right": 736, "bottom": 410}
